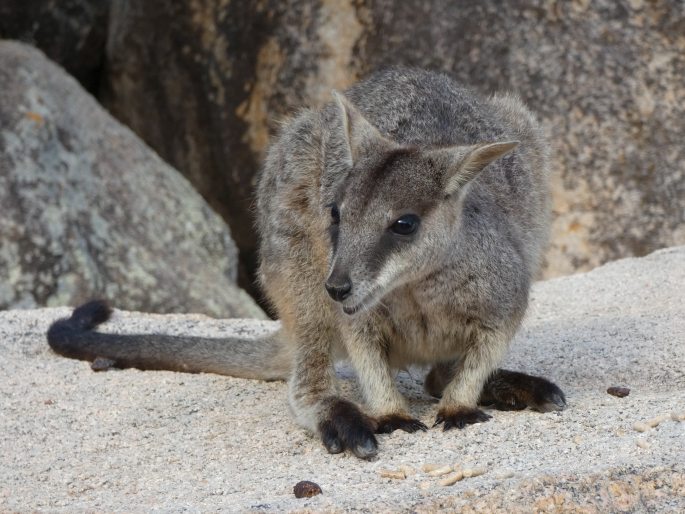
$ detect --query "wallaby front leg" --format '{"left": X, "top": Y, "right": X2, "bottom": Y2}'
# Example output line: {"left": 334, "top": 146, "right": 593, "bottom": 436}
{"left": 287, "top": 333, "right": 378, "bottom": 459}
{"left": 435, "top": 326, "right": 510, "bottom": 430}
{"left": 344, "top": 322, "right": 427, "bottom": 434}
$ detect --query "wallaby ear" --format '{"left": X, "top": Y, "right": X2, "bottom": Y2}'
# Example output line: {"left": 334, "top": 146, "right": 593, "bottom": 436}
{"left": 332, "top": 90, "right": 390, "bottom": 166}
{"left": 432, "top": 141, "right": 519, "bottom": 196}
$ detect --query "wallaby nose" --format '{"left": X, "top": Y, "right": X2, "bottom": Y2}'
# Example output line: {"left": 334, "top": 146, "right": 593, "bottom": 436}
{"left": 325, "top": 278, "right": 352, "bottom": 302}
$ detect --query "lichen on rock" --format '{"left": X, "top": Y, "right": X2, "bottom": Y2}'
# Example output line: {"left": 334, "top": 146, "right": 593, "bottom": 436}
{"left": 0, "top": 41, "right": 264, "bottom": 319}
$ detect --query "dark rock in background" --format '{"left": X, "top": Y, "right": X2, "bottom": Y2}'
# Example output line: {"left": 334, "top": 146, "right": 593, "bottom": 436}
{"left": 99, "top": 0, "right": 685, "bottom": 282}
{"left": 99, "top": 0, "right": 369, "bottom": 298}
{"left": 100, "top": 0, "right": 265, "bottom": 298}
{"left": 0, "top": 41, "right": 264, "bottom": 319}
{"left": 0, "top": 0, "right": 109, "bottom": 93}
{"left": 1, "top": 1, "right": 682, "bottom": 307}
{"left": 355, "top": 0, "right": 685, "bottom": 276}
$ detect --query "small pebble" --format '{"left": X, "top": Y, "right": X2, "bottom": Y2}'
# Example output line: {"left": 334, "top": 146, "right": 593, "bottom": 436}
{"left": 439, "top": 470, "right": 464, "bottom": 486}
{"left": 647, "top": 414, "right": 670, "bottom": 428}
{"left": 418, "top": 481, "right": 432, "bottom": 491}
{"left": 495, "top": 470, "right": 515, "bottom": 479}
{"left": 463, "top": 467, "right": 487, "bottom": 478}
{"left": 607, "top": 386, "right": 630, "bottom": 398}
{"left": 427, "top": 465, "right": 453, "bottom": 477}
{"left": 633, "top": 421, "right": 650, "bottom": 432}
{"left": 293, "top": 481, "right": 322, "bottom": 499}
{"left": 397, "top": 465, "right": 416, "bottom": 476}
{"left": 636, "top": 440, "right": 650, "bottom": 449}
{"left": 378, "top": 469, "right": 406, "bottom": 480}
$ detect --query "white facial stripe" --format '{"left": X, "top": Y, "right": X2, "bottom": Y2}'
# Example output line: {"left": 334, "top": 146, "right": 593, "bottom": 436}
{"left": 376, "top": 256, "right": 398, "bottom": 290}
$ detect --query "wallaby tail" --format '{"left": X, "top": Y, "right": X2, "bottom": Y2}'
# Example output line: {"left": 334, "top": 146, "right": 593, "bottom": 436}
{"left": 47, "top": 300, "right": 292, "bottom": 380}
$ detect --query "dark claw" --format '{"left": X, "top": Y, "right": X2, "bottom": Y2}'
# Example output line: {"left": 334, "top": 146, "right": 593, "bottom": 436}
{"left": 375, "top": 414, "right": 428, "bottom": 434}
{"left": 318, "top": 399, "right": 378, "bottom": 459}
{"left": 352, "top": 437, "right": 378, "bottom": 460}
{"left": 434, "top": 407, "right": 492, "bottom": 431}
{"left": 320, "top": 424, "right": 343, "bottom": 454}
{"left": 535, "top": 391, "right": 566, "bottom": 412}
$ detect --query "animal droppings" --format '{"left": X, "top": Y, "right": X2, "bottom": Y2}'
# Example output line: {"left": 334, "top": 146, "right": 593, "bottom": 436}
{"left": 463, "top": 467, "right": 487, "bottom": 478}
{"left": 647, "top": 414, "right": 670, "bottom": 428}
{"left": 378, "top": 469, "right": 406, "bottom": 480}
{"left": 607, "top": 386, "right": 630, "bottom": 397}
{"left": 397, "top": 465, "right": 416, "bottom": 476}
{"left": 633, "top": 422, "right": 650, "bottom": 432}
{"left": 426, "top": 465, "right": 453, "bottom": 477}
{"left": 439, "top": 471, "right": 464, "bottom": 486}
{"left": 293, "top": 480, "right": 322, "bottom": 498}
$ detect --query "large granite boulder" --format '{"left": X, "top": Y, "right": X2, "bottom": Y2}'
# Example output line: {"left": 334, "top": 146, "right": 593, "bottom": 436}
{"left": 100, "top": 0, "right": 685, "bottom": 283}
{"left": 0, "top": 41, "right": 264, "bottom": 319}
{"left": 1, "top": 246, "right": 683, "bottom": 510}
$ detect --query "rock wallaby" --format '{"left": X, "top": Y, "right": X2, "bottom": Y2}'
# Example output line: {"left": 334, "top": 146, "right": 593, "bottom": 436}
{"left": 48, "top": 68, "right": 565, "bottom": 459}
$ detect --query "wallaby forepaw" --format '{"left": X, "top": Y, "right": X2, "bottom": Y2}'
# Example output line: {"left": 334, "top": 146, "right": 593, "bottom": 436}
{"left": 375, "top": 414, "right": 428, "bottom": 434}
{"left": 480, "top": 369, "right": 567, "bottom": 413}
{"left": 318, "top": 399, "right": 378, "bottom": 459}
{"left": 434, "top": 407, "right": 492, "bottom": 431}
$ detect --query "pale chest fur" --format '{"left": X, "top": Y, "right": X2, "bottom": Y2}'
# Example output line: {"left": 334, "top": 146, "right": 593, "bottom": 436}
{"left": 381, "top": 278, "right": 479, "bottom": 368}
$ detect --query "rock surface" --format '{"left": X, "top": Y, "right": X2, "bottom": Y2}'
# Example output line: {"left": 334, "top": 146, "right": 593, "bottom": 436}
{"left": 0, "top": 41, "right": 263, "bottom": 319}
{"left": 1, "top": 246, "right": 683, "bottom": 511}
{"left": 0, "top": 0, "right": 109, "bottom": 92}
{"left": 99, "top": 0, "right": 685, "bottom": 285}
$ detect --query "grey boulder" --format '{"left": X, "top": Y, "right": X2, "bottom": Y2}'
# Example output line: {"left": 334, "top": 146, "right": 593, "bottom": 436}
{"left": 0, "top": 41, "right": 264, "bottom": 319}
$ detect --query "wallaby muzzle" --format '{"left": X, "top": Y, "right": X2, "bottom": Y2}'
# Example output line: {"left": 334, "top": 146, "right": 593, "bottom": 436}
{"left": 325, "top": 269, "right": 352, "bottom": 302}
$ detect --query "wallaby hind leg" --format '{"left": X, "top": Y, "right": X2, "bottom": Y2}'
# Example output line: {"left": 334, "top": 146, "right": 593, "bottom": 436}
{"left": 425, "top": 362, "right": 566, "bottom": 412}
{"left": 480, "top": 369, "right": 566, "bottom": 412}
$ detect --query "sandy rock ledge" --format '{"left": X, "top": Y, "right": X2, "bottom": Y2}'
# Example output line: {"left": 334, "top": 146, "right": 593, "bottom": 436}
{"left": 1, "top": 246, "right": 684, "bottom": 511}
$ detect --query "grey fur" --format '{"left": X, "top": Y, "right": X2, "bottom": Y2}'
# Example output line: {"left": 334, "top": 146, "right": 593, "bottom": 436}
{"left": 47, "top": 68, "right": 562, "bottom": 459}
{"left": 258, "top": 67, "right": 553, "bottom": 453}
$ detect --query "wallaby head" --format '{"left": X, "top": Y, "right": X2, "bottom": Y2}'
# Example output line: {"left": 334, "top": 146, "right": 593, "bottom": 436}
{"left": 323, "top": 91, "right": 518, "bottom": 315}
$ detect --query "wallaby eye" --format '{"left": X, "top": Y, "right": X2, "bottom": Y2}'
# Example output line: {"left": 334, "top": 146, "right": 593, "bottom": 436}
{"left": 390, "top": 214, "right": 420, "bottom": 236}
{"left": 330, "top": 204, "right": 340, "bottom": 225}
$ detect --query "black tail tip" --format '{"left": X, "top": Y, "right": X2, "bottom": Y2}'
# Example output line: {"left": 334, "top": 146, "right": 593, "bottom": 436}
{"left": 71, "top": 299, "right": 113, "bottom": 330}
{"left": 47, "top": 300, "right": 113, "bottom": 351}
